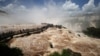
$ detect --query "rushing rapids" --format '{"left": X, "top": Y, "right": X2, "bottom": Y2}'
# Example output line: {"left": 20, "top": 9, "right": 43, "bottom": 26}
{"left": 0, "top": 23, "right": 100, "bottom": 56}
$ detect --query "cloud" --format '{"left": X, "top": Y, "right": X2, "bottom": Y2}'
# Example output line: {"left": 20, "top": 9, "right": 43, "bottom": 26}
{"left": 94, "top": 2, "right": 100, "bottom": 14}
{"left": 0, "top": 0, "right": 100, "bottom": 31}
{"left": 2, "top": 3, "right": 27, "bottom": 14}
{"left": 82, "top": 0, "right": 95, "bottom": 13}
{"left": 62, "top": 0, "right": 79, "bottom": 11}
{"left": 0, "top": 0, "right": 5, "bottom": 2}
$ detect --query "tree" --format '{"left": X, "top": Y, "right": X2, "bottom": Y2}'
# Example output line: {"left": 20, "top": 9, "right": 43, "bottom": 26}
{"left": 0, "top": 43, "right": 23, "bottom": 56}
{"left": 83, "top": 27, "right": 100, "bottom": 38}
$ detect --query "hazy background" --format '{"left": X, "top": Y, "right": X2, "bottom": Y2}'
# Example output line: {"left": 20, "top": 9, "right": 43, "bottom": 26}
{"left": 0, "top": 0, "right": 100, "bottom": 31}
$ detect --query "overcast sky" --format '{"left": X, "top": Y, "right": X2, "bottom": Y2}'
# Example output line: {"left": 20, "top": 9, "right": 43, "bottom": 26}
{"left": 0, "top": 0, "right": 100, "bottom": 31}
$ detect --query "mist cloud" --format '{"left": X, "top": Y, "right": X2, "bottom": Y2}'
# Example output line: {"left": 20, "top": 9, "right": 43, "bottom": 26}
{"left": 0, "top": 0, "right": 100, "bottom": 31}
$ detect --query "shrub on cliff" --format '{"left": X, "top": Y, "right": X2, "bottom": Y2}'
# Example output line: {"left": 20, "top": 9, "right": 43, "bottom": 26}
{"left": 49, "top": 49, "right": 81, "bottom": 56}
{"left": 0, "top": 43, "right": 23, "bottom": 56}
{"left": 83, "top": 27, "right": 100, "bottom": 38}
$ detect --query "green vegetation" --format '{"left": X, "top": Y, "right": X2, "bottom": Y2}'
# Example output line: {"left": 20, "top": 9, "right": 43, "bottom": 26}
{"left": 61, "top": 49, "right": 71, "bottom": 56}
{"left": 49, "top": 49, "right": 81, "bottom": 56}
{"left": 49, "top": 52, "right": 60, "bottom": 56}
{"left": 0, "top": 43, "right": 23, "bottom": 56}
{"left": 83, "top": 27, "right": 100, "bottom": 38}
